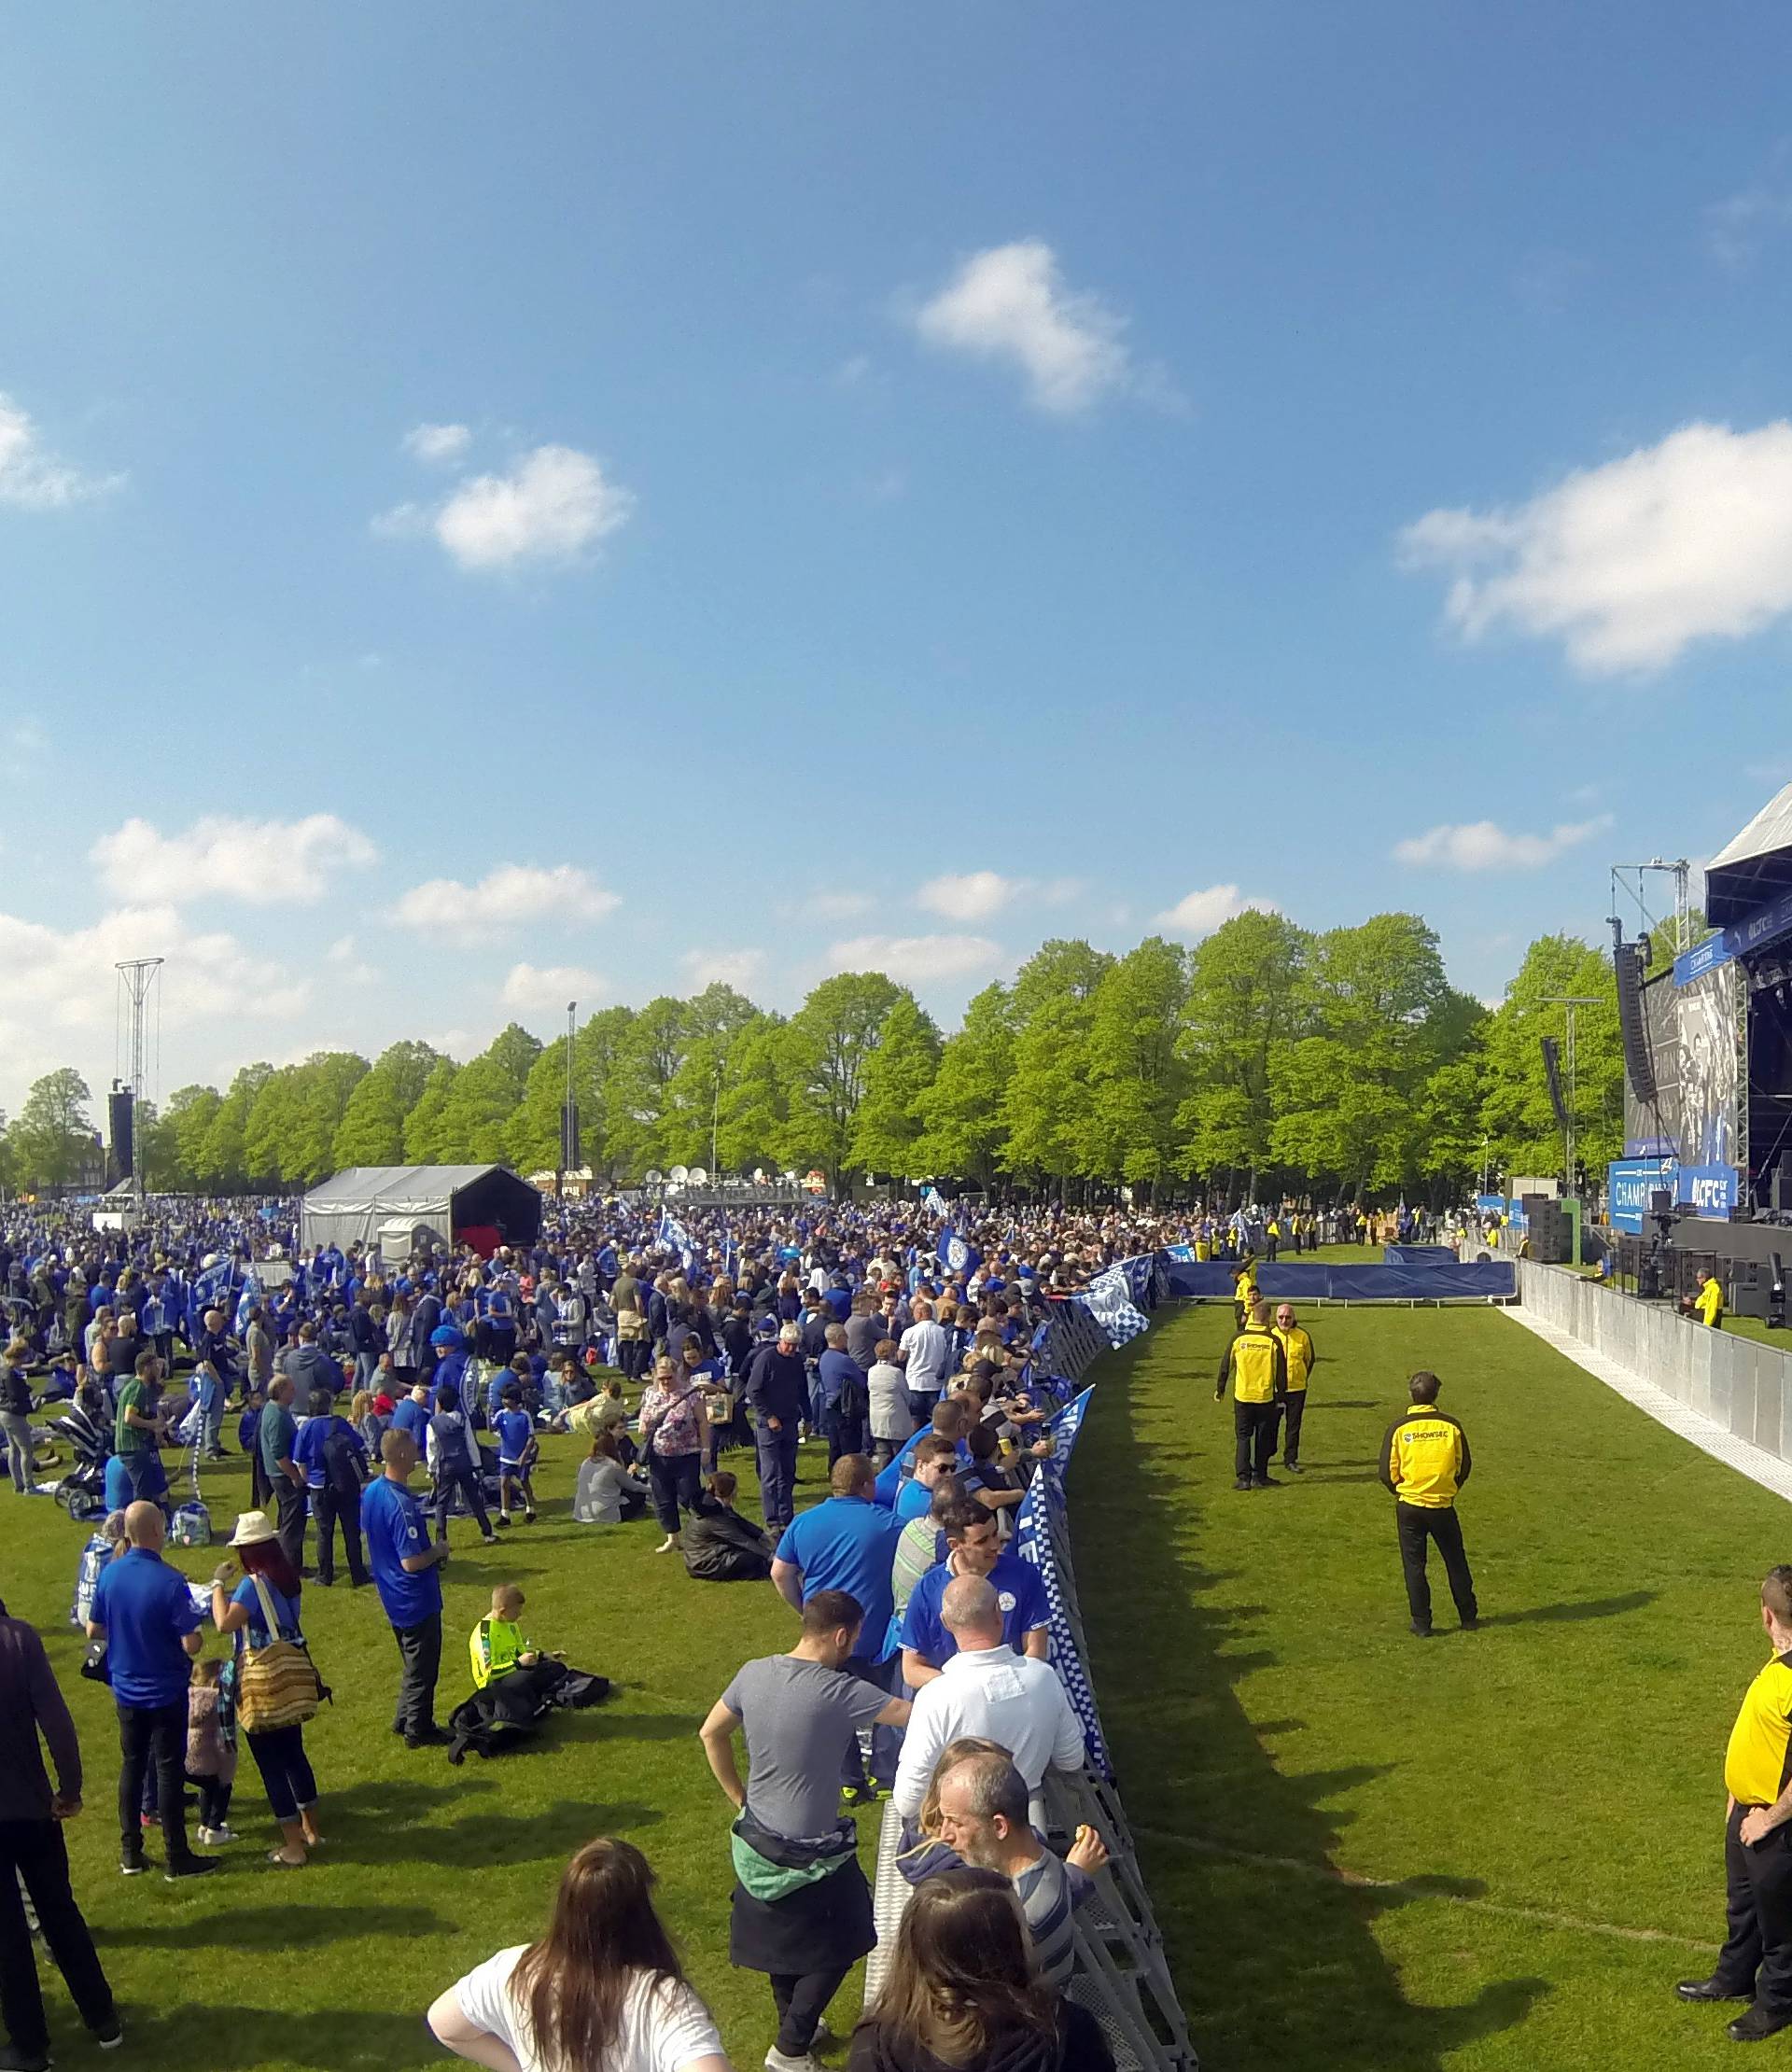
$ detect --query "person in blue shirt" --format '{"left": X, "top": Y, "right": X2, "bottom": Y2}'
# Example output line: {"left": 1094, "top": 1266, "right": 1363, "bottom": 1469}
{"left": 292, "top": 1388, "right": 371, "bottom": 1588}
{"left": 899, "top": 1499, "right": 1051, "bottom": 1690}
{"left": 770, "top": 1455, "right": 904, "bottom": 1803}
{"left": 103, "top": 1449, "right": 134, "bottom": 1516}
{"left": 87, "top": 1502, "right": 214, "bottom": 1879}
{"left": 493, "top": 1386, "right": 538, "bottom": 1527}
{"left": 361, "top": 1430, "right": 450, "bottom": 1748}
{"left": 817, "top": 1326, "right": 867, "bottom": 1465}
{"left": 392, "top": 1379, "right": 432, "bottom": 1446}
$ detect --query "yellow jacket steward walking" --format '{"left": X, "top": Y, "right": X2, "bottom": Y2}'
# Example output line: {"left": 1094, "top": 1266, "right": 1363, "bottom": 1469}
{"left": 1216, "top": 1325, "right": 1288, "bottom": 1404}
{"left": 1379, "top": 1404, "right": 1471, "bottom": 1507}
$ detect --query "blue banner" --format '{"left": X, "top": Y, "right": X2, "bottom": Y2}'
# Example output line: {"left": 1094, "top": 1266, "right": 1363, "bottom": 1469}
{"left": 935, "top": 1224, "right": 983, "bottom": 1282}
{"left": 1608, "top": 1155, "right": 1676, "bottom": 1233}
{"left": 1675, "top": 1162, "right": 1739, "bottom": 1218}
{"left": 1675, "top": 887, "right": 1792, "bottom": 987}
{"left": 1014, "top": 1483, "right": 1112, "bottom": 1781}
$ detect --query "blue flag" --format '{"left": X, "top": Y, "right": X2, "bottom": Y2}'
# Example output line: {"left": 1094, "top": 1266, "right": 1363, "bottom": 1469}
{"left": 1014, "top": 1482, "right": 1112, "bottom": 1781}
{"left": 935, "top": 1224, "right": 983, "bottom": 1284}
{"left": 920, "top": 1184, "right": 949, "bottom": 1222}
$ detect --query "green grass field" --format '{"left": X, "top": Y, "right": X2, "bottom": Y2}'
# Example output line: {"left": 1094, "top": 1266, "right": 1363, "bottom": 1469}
{"left": 8, "top": 1299, "right": 1784, "bottom": 2072}
{"left": 1071, "top": 1303, "right": 1789, "bottom": 2070}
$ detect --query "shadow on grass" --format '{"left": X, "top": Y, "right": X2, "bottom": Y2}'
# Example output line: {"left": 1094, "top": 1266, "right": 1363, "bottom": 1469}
{"left": 104, "top": 1901, "right": 454, "bottom": 1950}
{"left": 318, "top": 1771, "right": 663, "bottom": 1860}
{"left": 1477, "top": 1590, "right": 1656, "bottom": 1628}
{"left": 1073, "top": 1331, "right": 1546, "bottom": 2071}
{"left": 119, "top": 2002, "right": 439, "bottom": 2072}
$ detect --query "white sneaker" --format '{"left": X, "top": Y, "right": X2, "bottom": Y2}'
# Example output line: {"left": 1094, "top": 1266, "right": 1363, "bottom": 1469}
{"left": 765, "top": 2051, "right": 819, "bottom": 2072}
{"left": 653, "top": 1534, "right": 678, "bottom": 1554}
{"left": 195, "top": 1825, "right": 237, "bottom": 1846}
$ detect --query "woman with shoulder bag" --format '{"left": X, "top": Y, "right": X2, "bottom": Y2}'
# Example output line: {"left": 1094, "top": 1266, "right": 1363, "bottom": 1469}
{"left": 208, "top": 1511, "right": 325, "bottom": 1868}
{"left": 637, "top": 1355, "right": 709, "bottom": 1556}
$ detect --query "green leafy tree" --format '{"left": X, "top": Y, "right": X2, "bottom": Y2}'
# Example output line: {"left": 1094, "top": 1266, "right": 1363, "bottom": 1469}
{"left": 282, "top": 1052, "right": 371, "bottom": 1183}
{"left": 1078, "top": 936, "right": 1188, "bottom": 1189}
{"left": 850, "top": 996, "right": 942, "bottom": 1177}
{"left": 161, "top": 1085, "right": 222, "bottom": 1190}
{"left": 914, "top": 984, "right": 1015, "bottom": 1186}
{"left": 14, "top": 1069, "right": 95, "bottom": 1190}
{"left": 243, "top": 1067, "right": 306, "bottom": 1183}
{"left": 334, "top": 1042, "right": 447, "bottom": 1167}
{"left": 779, "top": 973, "right": 906, "bottom": 1185}
{"left": 1174, "top": 911, "right": 1310, "bottom": 1187}
{"left": 713, "top": 1015, "right": 791, "bottom": 1175}
{"left": 195, "top": 1063, "right": 271, "bottom": 1190}
{"left": 1479, "top": 933, "right": 1622, "bottom": 1180}
{"left": 430, "top": 1026, "right": 542, "bottom": 1164}
{"left": 1001, "top": 941, "right": 1114, "bottom": 1184}
{"left": 402, "top": 1058, "right": 461, "bottom": 1162}
{"left": 604, "top": 997, "right": 691, "bottom": 1178}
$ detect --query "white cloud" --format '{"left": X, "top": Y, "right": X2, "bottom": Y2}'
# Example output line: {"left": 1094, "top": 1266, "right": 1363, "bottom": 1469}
{"left": 378, "top": 442, "right": 635, "bottom": 573}
{"left": 828, "top": 932, "right": 1003, "bottom": 983}
{"left": 912, "top": 240, "right": 1145, "bottom": 414}
{"left": 917, "top": 871, "right": 1020, "bottom": 922}
{"left": 391, "top": 863, "right": 621, "bottom": 935}
{"left": 500, "top": 962, "right": 607, "bottom": 1011}
{"left": 401, "top": 422, "right": 472, "bottom": 464}
{"left": 1153, "top": 885, "right": 1279, "bottom": 939}
{"left": 1706, "top": 170, "right": 1792, "bottom": 270}
{"left": 324, "top": 934, "right": 377, "bottom": 985}
{"left": 1399, "top": 421, "right": 1792, "bottom": 674}
{"left": 0, "top": 391, "right": 121, "bottom": 509}
{"left": 682, "top": 948, "right": 768, "bottom": 990}
{"left": 91, "top": 814, "right": 379, "bottom": 905}
{"left": 1393, "top": 814, "right": 1613, "bottom": 870}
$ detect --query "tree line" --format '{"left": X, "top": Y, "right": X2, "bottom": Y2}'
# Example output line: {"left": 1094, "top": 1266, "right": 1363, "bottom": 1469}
{"left": 0, "top": 912, "right": 1626, "bottom": 1204}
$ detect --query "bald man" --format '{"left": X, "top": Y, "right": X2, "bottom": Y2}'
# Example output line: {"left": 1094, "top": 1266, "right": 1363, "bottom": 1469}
{"left": 892, "top": 1575, "right": 1087, "bottom": 1824}
{"left": 87, "top": 1504, "right": 213, "bottom": 1879}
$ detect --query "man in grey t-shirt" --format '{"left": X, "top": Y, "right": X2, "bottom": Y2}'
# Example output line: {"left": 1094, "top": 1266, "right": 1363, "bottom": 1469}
{"left": 700, "top": 1590, "right": 911, "bottom": 2069}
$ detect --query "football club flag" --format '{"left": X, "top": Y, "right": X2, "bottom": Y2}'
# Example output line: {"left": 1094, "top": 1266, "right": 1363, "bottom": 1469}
{"left": 1014, "top": 1484, "right": 1112, "bottom": 1780}
{"left": 1081, "top": 1267, "right": 1151, "bottom": 1350}
{"left": 935, "top": 1223, "right": 983, "bottom": 1284}
{"left": 658, "top": 1209, "right": 699, "bottom": 1277}
{"left": 920, "top": 1184, "right": 950, "bottom": 1222}
{"left": 1049, "top": 1384, "right": 1097, "bottom": 1467}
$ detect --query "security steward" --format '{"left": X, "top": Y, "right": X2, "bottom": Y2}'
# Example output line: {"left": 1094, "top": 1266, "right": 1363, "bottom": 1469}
{"left": 1678, "top": 1568, "right": 1792, "bottom": 2043}
{"left": 1696, "top": 1271, "right": 1727, "bottom": 1331}
{"left": 1379, "top": 1371, "right": 1477, "bottom": 1635}
{"left": 1232, "top": 1257, "right": 1259, "bottom": 1333}
{"left": 1215, "top": 1300, "right": 1287, "bottom": 1491}
{"left": 1271, "top": 1302, "right": 1316, "bottom": 1473}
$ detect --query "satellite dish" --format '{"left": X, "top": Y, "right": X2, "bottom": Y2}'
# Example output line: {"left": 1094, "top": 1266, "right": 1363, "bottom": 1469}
{"left": 688, "top": 1167, "right": 708, "bottom": 1184}
{"left": 670, "top": 1165, "right": 690, "bottom": 1183}
{"left": 645, "top": 1169, "right": 664, "bottom": 1185}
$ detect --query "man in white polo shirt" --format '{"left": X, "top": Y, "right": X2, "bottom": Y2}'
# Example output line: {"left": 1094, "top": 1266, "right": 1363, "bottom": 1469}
{"left": 897, "top": 1298, "right": 953, "bottom": 1426}
{"left": 892, "top": 1575, "right": 1085, "bottom": 1826}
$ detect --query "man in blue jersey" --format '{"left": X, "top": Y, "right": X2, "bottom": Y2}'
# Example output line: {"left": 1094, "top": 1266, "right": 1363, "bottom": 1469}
{"left": 362, "top": 1430, "right": 450, "bottom": 1748}
{"left": 900, "top": 1498, "right": 1050, "bottom": 1689}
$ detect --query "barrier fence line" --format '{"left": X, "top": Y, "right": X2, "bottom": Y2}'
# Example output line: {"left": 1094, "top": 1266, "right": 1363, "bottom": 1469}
{"left": 867, "top": 1254, "right": 1197, "bottom": 2072}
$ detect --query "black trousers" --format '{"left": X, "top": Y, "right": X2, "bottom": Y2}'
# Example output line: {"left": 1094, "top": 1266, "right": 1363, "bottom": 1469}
{"left": 1233, "top": 1400, "right": 1279, "bottom": 1480}
{"left": 273, "top": 1478, "right": 308, "bottom": 1572}
{"left": 647, "top": 1450, "right": 704, "bottom": 1535}
{"left": 314, "top": 1481, "right": 368, "bottom": 1586}
{"left": 824, "top": 1407, "right": 864, "bottom": 1466}
{"left": 1717, "top": 1801, "right": 1792, "bottom": 2011}
{"left": 117, "top": 1698, "right": 191, "bottom": 1864}
{"left": 391, "top": 1614, "right": 442, "bottom": 1737}
{"left": 0, "top": 1818, "right": 115, "bottom": 2056}
{"left": 1280, "top": 1391, "right": 1308, "bottom": 1464}
{"left": 769, "top": 1965, "right": 850, "bottom": 2057}
{"left": 1396, "top": 1501, "right": 1477, "bottom": 1630}
{"left": 433, "top": 1464, "right": 493, "bottom": 1541}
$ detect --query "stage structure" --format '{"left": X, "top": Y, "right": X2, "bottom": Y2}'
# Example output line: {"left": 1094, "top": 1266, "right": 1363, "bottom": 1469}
{"left": 112, "top": 958, "right": 163, "bottom": 1205}
{"left": 300, "top": 1165, "right": 542, "bottom": 1258}
{"left": 1611, "top": 786, "right": 1792, "bottom": 1228}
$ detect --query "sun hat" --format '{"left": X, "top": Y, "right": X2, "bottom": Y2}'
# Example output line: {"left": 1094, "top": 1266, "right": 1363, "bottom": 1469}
{"left": 229, "top": 1510, "right": 279, "bottom": 1548}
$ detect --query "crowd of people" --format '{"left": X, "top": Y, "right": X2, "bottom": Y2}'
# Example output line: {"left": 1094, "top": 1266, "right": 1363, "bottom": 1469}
{"left": 0, "top": 1189, "right": 1188, "bottom": 2072}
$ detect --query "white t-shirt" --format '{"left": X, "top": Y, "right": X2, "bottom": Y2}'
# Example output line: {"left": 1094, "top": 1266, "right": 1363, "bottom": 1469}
{"left": 452, "top": 1947, "right": 722, "bottom": 2072}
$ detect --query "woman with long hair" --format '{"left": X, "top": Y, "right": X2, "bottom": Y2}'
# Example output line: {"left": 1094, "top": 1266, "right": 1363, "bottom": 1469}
{"left": 208, "top": 1512, "right": 325, "bottom": 1868}
{"left": 850, "top": 1869, "right": 1113, "bottom": 2072}
{"left": 427, "top": 1837, "right": 728, "bottom": 2072}
{"left": 637, "top": 1353, "right": 709, "bottom": 1555}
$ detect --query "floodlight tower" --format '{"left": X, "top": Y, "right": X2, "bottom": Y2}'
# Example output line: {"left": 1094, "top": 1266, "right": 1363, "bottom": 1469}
{"left": 115, "top": 958, "right": 163, "bottom": 1202}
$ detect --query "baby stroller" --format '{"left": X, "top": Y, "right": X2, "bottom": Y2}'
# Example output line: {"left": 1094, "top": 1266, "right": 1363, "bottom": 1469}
{"left": 50, "top": 1402, "right": 110, "bottom": 1520}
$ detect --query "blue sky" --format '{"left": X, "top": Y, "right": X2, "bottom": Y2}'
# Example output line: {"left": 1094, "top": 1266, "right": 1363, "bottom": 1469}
{"left": 4, "top": 3, "right": 1792, "bottom": 1113}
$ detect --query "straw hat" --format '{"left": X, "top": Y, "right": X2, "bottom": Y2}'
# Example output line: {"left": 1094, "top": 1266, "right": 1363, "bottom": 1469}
{"left": 228, "top": 1510, "right": 279, "bottom": 1548}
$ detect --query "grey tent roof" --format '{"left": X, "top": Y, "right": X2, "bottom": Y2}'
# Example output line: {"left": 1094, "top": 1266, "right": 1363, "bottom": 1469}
{"left": 301, "top": 1165, "right": 510, "bottom": 1216}
{"left": 1706, "top": 782, "right": 1792, "bottom": 928}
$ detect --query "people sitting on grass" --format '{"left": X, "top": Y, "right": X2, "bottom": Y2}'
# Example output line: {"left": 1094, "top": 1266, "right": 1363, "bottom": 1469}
{"left": 847, "top": 1867, "right": 1114, "bottom": 2072}
{"left": 680, "top": 1470, "right": 775, "bottom": 1582}
{"left": 427, "top": 1836, "right": 729, "bottom": 2072}
{"left": 572, "top": 1428, "right": 650, "bottom": 1526}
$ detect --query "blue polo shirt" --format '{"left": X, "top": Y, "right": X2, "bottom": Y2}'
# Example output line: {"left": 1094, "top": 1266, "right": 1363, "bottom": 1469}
{"left": 493, "top": 1408, "right": 533, "bottom": 1467}
{"left": 391, "top": 1396, "right": 430, "bottom": 1444}
{"left": 775, "top": 1495, "right": 903, "bottom": 1665}
{"left": 361, "top": 1476, "right": 442, "bottom": 1630}
{"left": 90, "top": 1547, "right": 202, "bottom": 1708}
{"left": 900, "top": 1551, "right": 1050, "bottom": 1670}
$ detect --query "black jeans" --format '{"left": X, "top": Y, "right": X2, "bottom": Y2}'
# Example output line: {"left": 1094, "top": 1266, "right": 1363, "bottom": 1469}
{"left": 1717, "top": 1800, "right": 1792, "bottom": 2011}
{"left": 433, "top": 1464, "right": 493, "bottom": 1541}
{"left": 838, "top": 1655, "right": 899, "bottom": 1789}
{"left": 392, "top": 1614, "right": 442, "bottom": 1737}
{"left": 273, "top": 1478, "right": 308, "bottom": 1572}
{"left": 0, "top": 1818, "right": 116, "bottom": 2056}
{"left": 648, "top": 1449, "right": 704, "bottom": 1535}
{"left": 1280, "top": 1392, "right": 1308, "bottom": 1465}
{"left": 769, "top": 1965, "right": 850, "bottom": 2057}
{"left": 314, "top": 1481, "right": 369, "bottom": 1586}
{"left": 186, "top": 1771, "right": 232, "bottom": 1828}
{"left": 1232, "top": 1400, "right": 1278, "bottom": 1481}
{"left": 245, "top": 1723, "right": 317, "bottom": 1824}
{"left": 117, "top": 1698, "right": 191, "bottom": 1864}
{"left": 1395, "top": 1501, "right": 1477, "bottom": 1631}
{"left": 824, "top": 1407, "right": 864, "bottom": 1466}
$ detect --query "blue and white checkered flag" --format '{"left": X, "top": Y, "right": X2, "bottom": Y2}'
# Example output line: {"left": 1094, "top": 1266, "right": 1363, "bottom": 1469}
{"left": 920, "top": 1184, "right": 949, "bottom": 1222}
{"left": 658, "top": 1209, "right": 699, "bottom": 1278}
{"left": 1015, "top": 1482, "right": 1113, "bottom": 1781}
{"left": 1081, "top": 1267, "right": 1150, "bottom": 1350}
